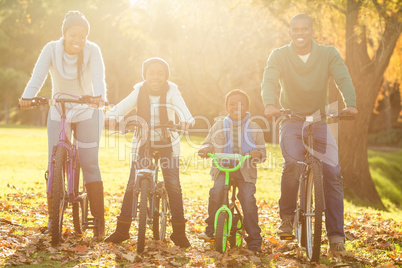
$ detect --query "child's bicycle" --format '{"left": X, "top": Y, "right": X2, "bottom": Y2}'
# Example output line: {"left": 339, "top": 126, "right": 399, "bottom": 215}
{"left": 275, "top": 110, "right": 353, "bottom": 262}
{"left": 21, "top": 94, "right": 107, "bottom": 246}
{"left": 206, "top": 153, "right": 251, "bottom": 253}
{"left": 112, "top": 120, "right": 184, "bottom": 253}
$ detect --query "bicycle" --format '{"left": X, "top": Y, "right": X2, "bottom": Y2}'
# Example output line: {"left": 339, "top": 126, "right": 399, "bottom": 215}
{"left": 275, "top": 110, "right": 353, "bottom": 262}
{"left": 205, "top": 153, "right": 251, "bottom": 253}
{"left": 112, "top": 121, "right": 183, "bottom": 253}
{"left": 21, "top": 94, "right": 106, "bottom": 246}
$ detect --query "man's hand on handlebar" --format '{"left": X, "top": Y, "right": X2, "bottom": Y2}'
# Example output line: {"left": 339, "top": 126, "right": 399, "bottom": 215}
{"left": 340, "top": 106, "right": 358, "bottom": 120}
{"left": 264, "top": 104, "right": 281, "bottom": 118}
{"left": 198, "top": 146, "right": 213, "bottom": 158}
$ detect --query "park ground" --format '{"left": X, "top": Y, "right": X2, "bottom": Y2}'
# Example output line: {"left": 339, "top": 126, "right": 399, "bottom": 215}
{"left": 0, "top": 126, "right": 401, "bottom": 267}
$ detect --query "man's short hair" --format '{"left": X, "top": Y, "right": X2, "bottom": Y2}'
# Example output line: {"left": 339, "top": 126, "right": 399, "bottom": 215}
{"left": 225, "top": 89, "right": 250, "bottom": 109}
{"left": 290, "top": 13, "right": 313, "bottom": 28}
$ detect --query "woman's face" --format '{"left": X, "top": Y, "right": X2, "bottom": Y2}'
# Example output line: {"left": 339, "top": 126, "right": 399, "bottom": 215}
{"left": 64, "top": 26, "right": 87, "bottom": 55}
{"left": 145, "top": 63, "right": 167, "bottom": 90}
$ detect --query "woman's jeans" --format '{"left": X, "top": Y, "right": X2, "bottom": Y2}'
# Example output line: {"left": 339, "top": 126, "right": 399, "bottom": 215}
{"left": 279, "top": 119, "right": 344, "bottom": 243}
{"left": 205, "top": 170, "right": 262, "bottom": 249}
{"left": 119, "top": 153, "right": 186, "bottom": 222}
{"left": 47, "top": 110, "right": 104, "bottom": 184}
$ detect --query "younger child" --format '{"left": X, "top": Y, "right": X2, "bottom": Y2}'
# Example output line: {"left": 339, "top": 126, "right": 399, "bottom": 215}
{"left": 105, "top": 57, "right": 193, "bottom": 248}
{"left": 198, "top": 89, "right": 266, "bottom": 252}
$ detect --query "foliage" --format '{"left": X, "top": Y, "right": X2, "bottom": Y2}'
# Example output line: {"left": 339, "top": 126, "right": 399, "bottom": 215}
{"left": 368, "top": 129, "right": 402, "bottom": 147}
{"left": 1, "top": 126, "right": 402, "bottom": 266}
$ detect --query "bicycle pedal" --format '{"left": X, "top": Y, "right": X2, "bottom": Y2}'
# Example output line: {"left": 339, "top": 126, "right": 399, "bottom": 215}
{"left": 86, "top": 218, "right": 95, "bottom": 229}
{"left": 279, "top": 235, "right": 295, "bottom": 240}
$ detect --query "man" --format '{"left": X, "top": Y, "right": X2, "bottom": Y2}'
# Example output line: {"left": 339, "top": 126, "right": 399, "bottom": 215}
{"left": 261, "top": 13, "right": 358, "bottom": 256}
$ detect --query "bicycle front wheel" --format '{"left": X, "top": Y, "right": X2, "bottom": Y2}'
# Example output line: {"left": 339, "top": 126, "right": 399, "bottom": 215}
{"left": 72, "top": 162, "right": 88, "bottom": 234}
{"left": 215, "top": 211, "right": 229, "bottom": 253}
{"left": 153, "top": 182, "right": 169, "bottom": 241}
{"left": 50, "top": 146, "right": 68, "bottom": 246}
{"left": 304, "top": 162, "right": 324, "bottom": 262}
{"left": 137, "top": 178, "right": 149, "bottom": 253}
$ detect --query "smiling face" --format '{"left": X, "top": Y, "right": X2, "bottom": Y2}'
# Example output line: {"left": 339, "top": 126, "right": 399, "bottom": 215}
{"left": 289, "top": 16, "right": 315, "bottom": 55}
{"left": 64, "top": 25, "right": 87, "bottom": 55}
{"left": 226, "top": 94, "right": 249, "bottom": 121}
{"left": 144, "top": 63, "right": 167, "bottom": 90}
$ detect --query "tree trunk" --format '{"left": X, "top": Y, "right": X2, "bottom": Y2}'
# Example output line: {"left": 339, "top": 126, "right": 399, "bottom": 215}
{"left": 339, "top": 0, "right": 401, "bottom": 208}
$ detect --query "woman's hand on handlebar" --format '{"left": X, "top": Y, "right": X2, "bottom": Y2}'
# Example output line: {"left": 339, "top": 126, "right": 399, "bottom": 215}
{"left": 19, "top": 98, "right": 33, "bottom": 109}
{"left": 84, "top": 95, "right": 106, "bottom": 108}
{"left": 198, "top": 146, "right": 213, "bottom": 158}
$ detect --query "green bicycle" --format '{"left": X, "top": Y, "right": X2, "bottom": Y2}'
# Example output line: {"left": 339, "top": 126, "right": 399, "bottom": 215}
{"left": 207, "top": 153, "right": 251, "bottom": 253}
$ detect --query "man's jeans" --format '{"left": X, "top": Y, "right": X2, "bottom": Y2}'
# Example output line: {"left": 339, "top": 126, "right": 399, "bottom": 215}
{"left": 279, "top": 119, "right": 345, "bottom": 243}
{"left": 118, "top": 154, "right": 186, "bottom": 222}
{"left": 205, "top": 170, "right": 262, "bottom": 249}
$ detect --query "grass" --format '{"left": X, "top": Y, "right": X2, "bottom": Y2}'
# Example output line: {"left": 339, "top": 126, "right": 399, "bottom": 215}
{"left": 1, "top": 125, "right": 401, "bottom": 214}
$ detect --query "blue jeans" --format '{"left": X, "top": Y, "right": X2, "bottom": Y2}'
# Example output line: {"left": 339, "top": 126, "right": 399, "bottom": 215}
{"left": 205, "top": 170, "right": 262, "bottom": 250}
{"left": 279, "top": 119, "right": 344, "bottom": 243}
{"left": 47, "top": 110, "right": 104, "bottom": 183}
{"left": 119, "top": 153, "right": 186, "bottom": 222}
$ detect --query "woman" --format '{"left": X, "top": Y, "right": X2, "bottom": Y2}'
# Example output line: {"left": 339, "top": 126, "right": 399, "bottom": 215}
{"left": 19, "top": 11, "right": 107, "bottom": 240}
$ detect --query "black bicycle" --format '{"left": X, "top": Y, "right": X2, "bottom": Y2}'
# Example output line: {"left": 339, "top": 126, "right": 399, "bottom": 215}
{"left": 276, "top": 110, "right": 353, "bottom": 262}
{"left": 112, "top": 121, "right": 183, "bottom": 253}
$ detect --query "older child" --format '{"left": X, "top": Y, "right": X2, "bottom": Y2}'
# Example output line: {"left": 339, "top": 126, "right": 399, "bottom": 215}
{"left": 198, "top": 89, "right": 266, "bottom": 252}
{"left": 105, "top": 57, "right": 193, "bottom": 248}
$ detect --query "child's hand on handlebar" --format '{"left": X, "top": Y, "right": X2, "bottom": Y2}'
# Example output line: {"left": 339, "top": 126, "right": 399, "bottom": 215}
{"left": 250, "top": 149, "right": 262, "bottom": 160}
{"left": 179, "top": 122, "right": 191, "bottom": 132}
{"left": 105, "top": 118, "right": 118, "bottom": 130}
{"left": 198, "top": 146, "right": 213, "bottom": 158}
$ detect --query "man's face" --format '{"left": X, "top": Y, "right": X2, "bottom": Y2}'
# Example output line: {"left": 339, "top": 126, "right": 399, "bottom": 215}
{"left": 289, "top": 18, "right": 314, "bottom": 54}
{"left": 226, "top": 94, "right": 248, "bottom": 121}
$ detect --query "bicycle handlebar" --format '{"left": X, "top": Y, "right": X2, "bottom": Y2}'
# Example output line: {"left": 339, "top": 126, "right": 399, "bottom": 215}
{"left": 207, "top": 153, "right": 251, "bottom": 172}
{"left": 20, "top": 96, "right": 109, "bottom": 108}
{"left": 272, "top": 109, "right": 355, "bottom": 122}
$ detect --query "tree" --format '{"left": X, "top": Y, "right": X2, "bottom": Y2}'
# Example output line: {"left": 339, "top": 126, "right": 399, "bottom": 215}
{"left": 340, "top": 0, "right": 401, "bottom": 207}
{"left": 260, "top": 0, "right": 401, "bottom": 207}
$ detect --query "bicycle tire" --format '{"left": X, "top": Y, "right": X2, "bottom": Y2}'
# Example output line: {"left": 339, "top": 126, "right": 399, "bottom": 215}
{"left": 304, "top": 162, "right": 324, "bottom": 262}
{"left": 215, "top": 212, "right": 229, "bottom": 253}
{"left": 72, "top": 162, "right": 88, "bottom": 234}
{"left": 229, "top": 214, "right": 242, "bottom": 248}
{"left": 153, "top": 182, "right": 169, "bottom": 241}
{"left": 137, "top": 178, "right": 149, "bottom": 253}
{"left": 50, "top": 146, "right": 68, "bottom": 246}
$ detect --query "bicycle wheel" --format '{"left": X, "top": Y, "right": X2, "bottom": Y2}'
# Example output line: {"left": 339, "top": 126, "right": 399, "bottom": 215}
{"left": 50, "top": 146, "right": 68, "bottom": 246}
{"left": 304, "top": 162, "right": 324, "bottom": 262}
{"left": 229, "top": 214, "right": 243, "bottom": 248}
{"left": 215, "top": 211, "right": 229, "bottom": 253}
{"left": 153, "top": 182, "right": 169, "bottom": 241}
{"left": 72, "top": 162, "right": 88, "bottom": 234}
{"left": 137, "top": 178, "right": 149, "bottom": 253}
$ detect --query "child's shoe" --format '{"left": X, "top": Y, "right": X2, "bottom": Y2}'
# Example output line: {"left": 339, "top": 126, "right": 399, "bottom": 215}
{"left": 198, "top": 232, "right": 213, "bottom": 241}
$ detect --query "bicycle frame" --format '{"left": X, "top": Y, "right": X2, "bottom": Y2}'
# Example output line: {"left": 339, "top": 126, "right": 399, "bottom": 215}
{"left": 208, "top": 153, "right": 251, "bottom": 244}
{"left": 47, "top": 109, "right": 80, "bottom": 203}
